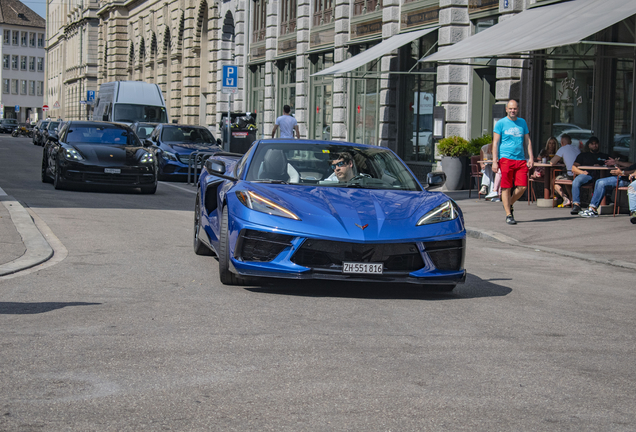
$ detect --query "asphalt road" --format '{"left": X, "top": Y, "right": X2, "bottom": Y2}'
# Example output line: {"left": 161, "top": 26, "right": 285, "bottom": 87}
{"left": 1, "top": 135, "right": 634, "bottom": 431}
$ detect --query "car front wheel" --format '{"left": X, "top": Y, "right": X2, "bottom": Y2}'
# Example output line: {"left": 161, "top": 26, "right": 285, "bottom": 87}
{"left": 41, "top": 153, "right": 52, "bottom": 184}
{"left": 53, "top": 160, "right": 66, "bottom": 190}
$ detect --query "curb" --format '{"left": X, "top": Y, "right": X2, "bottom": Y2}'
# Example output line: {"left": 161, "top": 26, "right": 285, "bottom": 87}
{"left": 0, "top": 198, "right": 53, "bottom": 276}
{"left": 466, "top": 226, "right": 636, "bottom": 271}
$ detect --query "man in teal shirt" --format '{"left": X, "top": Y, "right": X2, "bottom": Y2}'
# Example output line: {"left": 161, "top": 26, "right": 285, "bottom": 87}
{"left": 492, "top": 100, "right": 534, "bottom": 225}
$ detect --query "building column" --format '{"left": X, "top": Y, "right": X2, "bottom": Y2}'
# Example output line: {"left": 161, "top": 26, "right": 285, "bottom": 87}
{"left": 331, "top": 0, "right": 350, "bottom": 140}
{"left": 495, "top": 1, "right": 524, "bottom": 107}
{"left": 378, "top": 0, "right": 401, "bottom": 148}
{"left": 263, "top": 0, "right": 278, "bottom": 136}
{"left": 437, "top": 0, "right": 470, "bottom": 139}
{"left": 295, "top": 0, "right": 311, "bottom": 138}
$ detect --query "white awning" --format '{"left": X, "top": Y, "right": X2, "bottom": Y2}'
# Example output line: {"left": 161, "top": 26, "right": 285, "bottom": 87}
{"left": 312, "top": 27, "right": 438, "bottom": 77}
{"left": 421, "top": 0, "right": 636, "bottom": 63}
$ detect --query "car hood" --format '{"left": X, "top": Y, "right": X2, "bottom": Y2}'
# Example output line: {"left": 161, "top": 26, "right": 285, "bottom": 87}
{"left": 71, "top": 144, "right": 148, "bottom": 165}
{"left": 163, "top": 143, "right": 221, "bottom": 153}
{"left": 246, "top": 183, "right": 449, "bottom": 221}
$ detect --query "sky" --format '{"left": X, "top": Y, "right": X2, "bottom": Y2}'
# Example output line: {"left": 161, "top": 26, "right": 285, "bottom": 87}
{"left": 22, "top": 0, "right": 46, "bottom": 19}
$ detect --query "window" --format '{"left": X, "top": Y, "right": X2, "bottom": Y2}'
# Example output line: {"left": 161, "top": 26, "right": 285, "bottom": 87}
{"left": 313, "top": 0, "right": 333, "bottom": 26}
{"left": 11, "top": 79, "right": 18, "bottom": 94}
{"left": 280, "top": 0, "right": 297, "bottom": 36}
{"left": 29, "top": 32, "right": 36, "bottom": 47}
{"left": 252, "top": 0, "right": 266, "bottom": 43}
{"left": 3, "top": 30, "right": 10, "bottom": 45}
{"left": 277, "top": 60, "right": 296, "bottom": 119}
{"left": 21, "top": 32, "right": 27, "bottom": 47}
{"left": 11, "top": 55, "right": 18, "bottom": 69}
{"left": 37, "top": 81, "right": 43, "bottom": 96}
{"left": 3, "top": 55, "right": 9, "bottom": 69}
{"left": 37, "top": 57, "right": 43, "bottom": 72}
{"left": 353, "top": 0, "right": 382, "bottom": 16}
{"left": 29, "top": 80, "right": 35, "bottom": 95}
{"left": 3, "top": 79, "right": 9, "bottom": 94}
{"left": 310, "top": 52, "right": 334, "bottom": 140}
{"left": 12, "top": 31, "right": 19, "bottom": 45}
{"left": 20, "top": 56, "right": 27, "bottom": 70}
{"left": 20, "top": 80, "right": 27, "bottom": 95}
{"left": 29, "top": 57, "right": 35, "bottom": 71}
{"left": 37, "top": 33, "right": 44, "bottom": 48}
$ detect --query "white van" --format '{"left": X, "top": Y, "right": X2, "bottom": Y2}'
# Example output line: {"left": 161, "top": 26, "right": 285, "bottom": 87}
{"left": 93, "top": 81, "right": 169, "bottom": 125}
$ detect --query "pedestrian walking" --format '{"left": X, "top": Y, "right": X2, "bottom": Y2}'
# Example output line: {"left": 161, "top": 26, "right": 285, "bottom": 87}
{"left": 271, "top": 105, "right": 300, "bottom": 139}
{"left": 492, "top": 100, "right": 534, "bottom": 225}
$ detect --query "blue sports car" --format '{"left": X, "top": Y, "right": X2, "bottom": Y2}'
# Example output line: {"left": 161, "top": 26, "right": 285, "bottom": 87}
{"left": 194, "top": 139, "right": 466, "bottom": 291}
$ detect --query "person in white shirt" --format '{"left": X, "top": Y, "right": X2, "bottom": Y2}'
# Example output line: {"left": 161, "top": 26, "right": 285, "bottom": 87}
{"left": 271, "top": 105, "right": 300, "bottom": 139}
{"left": 550, "top": 133, "right": 580, "bottom": 207}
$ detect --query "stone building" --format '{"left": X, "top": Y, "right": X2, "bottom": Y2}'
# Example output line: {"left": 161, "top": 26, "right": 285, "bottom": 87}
{"left": 0, "top": 0, "right": 45, "bottom": 122}
{"left": 46, "top": 0, "right": 635, "bottom": 178}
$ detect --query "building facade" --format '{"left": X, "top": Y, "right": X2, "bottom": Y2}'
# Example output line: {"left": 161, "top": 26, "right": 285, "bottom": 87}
{"left": 0, "top": 0, "right": 45, "bottom": 122}
{"left": 47, "top": 0, "right": 636, "bottom": 180}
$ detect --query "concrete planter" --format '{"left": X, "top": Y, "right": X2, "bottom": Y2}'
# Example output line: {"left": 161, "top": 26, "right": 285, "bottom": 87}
{"left": 441, "top": 156, "right": 465, "bottom": 191}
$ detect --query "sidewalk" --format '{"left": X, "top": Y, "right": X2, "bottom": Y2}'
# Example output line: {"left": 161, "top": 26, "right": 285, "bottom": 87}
{"left": 0, "top": 190, "right": 634, "bottom": 276}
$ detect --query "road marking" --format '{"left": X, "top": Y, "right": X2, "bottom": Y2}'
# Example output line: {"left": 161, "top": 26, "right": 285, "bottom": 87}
{"left": 159, "top": 181, "right": 197, "bottom": 194}
{"left": 0, "top": 186, "right": 6, "bottom": 196}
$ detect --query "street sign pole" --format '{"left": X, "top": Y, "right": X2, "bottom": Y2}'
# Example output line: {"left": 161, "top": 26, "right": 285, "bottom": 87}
{"left": 221, "top": 65, "right": 239, "bottom": 152}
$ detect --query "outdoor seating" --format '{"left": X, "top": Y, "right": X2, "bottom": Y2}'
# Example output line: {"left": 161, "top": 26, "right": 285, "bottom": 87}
{"left": 551, "top": 167, "right": 573, "bottom": 207}
{"left": 613, "top": 177, "right": 630, "bottom": 217}
{"left": 527, "top": 168, "right": 545, "bottom": 204}
{"left": 468, "top": 155, "right": 483, "bottom": 199}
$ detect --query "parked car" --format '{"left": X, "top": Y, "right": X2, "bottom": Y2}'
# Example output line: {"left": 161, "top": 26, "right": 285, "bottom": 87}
{"left": 612, "top": 134, "right": 630, "bottom": 159}
{"left": 41, "top": 120, "right": 61, "bottom": 145}
{"left": 131, "top": 121, "right": 159, "bottom": 140}
{"left": 33, "top": 120, "right": 50, "bottom": 146}
{"left": 147, "top": 124, "right": 222, "bottom": 180}
{"left": 551, "top": 123, "right": 583, "bottom": 137}
{"left": 41, "top": 121, "right": 158, "bottom": 193}
{"left": 193, "top": 139, "right": 466, "bottom": 290}
{"left": 557, "top": 129, "right": 593, "bottom": 149}
{"left": 0, "top": 118, "right": 18, "bottom": 134}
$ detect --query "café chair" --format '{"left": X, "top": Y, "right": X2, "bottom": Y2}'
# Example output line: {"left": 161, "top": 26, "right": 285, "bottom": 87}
{"left": 527, "top": 167, "right": 545, "bottom": 205}
{"left": 468, "top": 155, "right": 483, "bottom": 199}
{"left": 613, "top": 176, "right": 630, "bottom": 216}
{"left": 551, "top": 168, "right": 573, "bottom": 207}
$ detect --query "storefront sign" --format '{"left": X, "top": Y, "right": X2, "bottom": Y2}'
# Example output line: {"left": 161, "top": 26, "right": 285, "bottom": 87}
{"left": 401, "top": 6, "right": 440, "bottom": 29}
{"left": 468, "top": 0, "right": 499, "bottom": 13}
{"left": 351, "top": 19, "right": 382, "bottom": 40}
{"left": 555, "top": 76, "right": 582, "bottom": 108}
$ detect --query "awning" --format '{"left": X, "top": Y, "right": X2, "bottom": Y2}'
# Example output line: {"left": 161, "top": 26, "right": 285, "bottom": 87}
{"left": 421, "top": 0, "right": 636, "bottom": 63}
{"left": 312, "top": 27, "right": 438, "bottom": 77}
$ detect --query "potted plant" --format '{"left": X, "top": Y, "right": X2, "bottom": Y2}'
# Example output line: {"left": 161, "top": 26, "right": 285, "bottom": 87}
{"left": 437, "top": 136, "right": 470, "bottom": 190}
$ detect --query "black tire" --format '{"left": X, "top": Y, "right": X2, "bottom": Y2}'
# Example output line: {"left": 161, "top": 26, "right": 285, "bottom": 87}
{"left": 41, "top": 153, "right": 52, "bottom": 184}
{"left": 11, "top": 131, "right": 18, "bottom": 137}
{"left": 53, "top": 160, "right": 66, "bottom": 190}
{"left": 219, "top": 206, "right": 243, "bottom": 285}
{"left": 194, "top": 192, "right": 214, "bottom": 256}
{"left": 140, "top": 183, "right": 157, "bottom": 194}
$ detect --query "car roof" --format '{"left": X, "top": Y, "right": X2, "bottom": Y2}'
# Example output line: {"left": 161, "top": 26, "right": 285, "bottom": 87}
{"left": 66, "top": 121, "right": 130, "bottom": 129}
{"left": 254, "top": 138, "right": 380, "bottom": 150}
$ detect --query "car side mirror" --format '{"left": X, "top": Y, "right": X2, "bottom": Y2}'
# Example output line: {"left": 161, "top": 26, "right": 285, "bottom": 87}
{"left": 426, "top": 171, "right": 446, "bottom": 190}
{"left": 48, "top": 136, "right": 59, "bottom": 143}
{"left": 205, "top": 158, "right": 226, "bottom": 176}
{"left": 143, "top": 139, "right": 153, "bottom": 147}
{"left": 217, "top": 138, "right": 222, "bottom": 146}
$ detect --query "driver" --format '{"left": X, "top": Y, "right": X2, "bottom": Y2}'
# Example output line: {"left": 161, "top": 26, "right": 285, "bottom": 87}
{"left": 328, "top": 153, "right": 355, "bottom": 182}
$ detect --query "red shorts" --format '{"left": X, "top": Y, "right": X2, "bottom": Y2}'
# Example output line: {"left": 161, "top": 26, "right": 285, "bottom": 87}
{"left": 499, "top": 158, "right": 528, "bottom": 189}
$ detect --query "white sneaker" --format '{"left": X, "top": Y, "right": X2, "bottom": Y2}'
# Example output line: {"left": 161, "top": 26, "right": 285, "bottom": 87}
{"left": 479, "top": 185, "right": 488, "bottom": 195}
{"left": 485, "top": 191, "right": 498, "bottom": 199}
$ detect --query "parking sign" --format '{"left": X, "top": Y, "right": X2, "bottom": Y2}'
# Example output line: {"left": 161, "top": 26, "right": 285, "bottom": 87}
{"left": 222, "top": 65, "right": 238, "bottom": 94}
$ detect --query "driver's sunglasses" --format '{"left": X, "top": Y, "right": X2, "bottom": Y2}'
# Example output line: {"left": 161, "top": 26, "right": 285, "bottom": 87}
{"left": 331, "top": 161, "right": 347, "bottom": 170}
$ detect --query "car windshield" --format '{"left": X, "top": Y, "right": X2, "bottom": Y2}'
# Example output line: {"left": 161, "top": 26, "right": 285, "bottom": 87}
{"left": 40, "top": 121, "right": 50, "bottom": 129}
{"left": 113, "top": 104, "right": 168, "bottom": 123}
{"left": 245, "top": 142, "right": 421, "bottom": 191}
{"left": 64, "top": 125, "right": 142, "bottom": 146}
{"left": 161, "top": 126, "right": 216, "bottom": 144}
{"left": 48, "top": 122, "right": 60, "bottom": 130}
{"left": 3, "top": 119, "right": 17, "bottom": 125}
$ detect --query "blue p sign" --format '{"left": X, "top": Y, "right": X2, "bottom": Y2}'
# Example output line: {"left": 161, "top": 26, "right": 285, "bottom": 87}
{"left": 222, "top": 65, "right": 238, "bottom": 88}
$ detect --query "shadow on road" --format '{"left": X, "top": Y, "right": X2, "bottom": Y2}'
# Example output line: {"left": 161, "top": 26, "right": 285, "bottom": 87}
{"left": 0, "top": 302, "right": 101, "bottom": 315}
{"left": 246, "top": 273, "right": 512, "bottom": 300}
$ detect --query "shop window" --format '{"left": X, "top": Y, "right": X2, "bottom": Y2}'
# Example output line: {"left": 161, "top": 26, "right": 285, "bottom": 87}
{"left": 3, "top": 30, "right": 10, "bottom": 45}
{"left": 350, "top": 46, "right": 380, "bottom": 146}
{"left": 277, "top": 59, "right": 296, "bottom": 118}
{"left": 310, "top": 52, "right": 334, "bottom": 140}
{"left": 611, "top": 59, "right": 633, "bottom": 159}
{"left": 249, "top": 63, "right": 266, "bottom": 133}
{"left": 540, "top": 44, "right": 595, "bottom": 148}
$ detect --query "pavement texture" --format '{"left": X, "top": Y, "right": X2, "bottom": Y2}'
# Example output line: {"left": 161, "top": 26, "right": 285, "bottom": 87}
{"left": 0, "top": 189, "right": 634, "bottom": 276}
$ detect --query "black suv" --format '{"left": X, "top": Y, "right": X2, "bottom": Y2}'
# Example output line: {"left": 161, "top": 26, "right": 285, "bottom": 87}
{"left": 0, "top": 118, "right": 18, "bottom": 134}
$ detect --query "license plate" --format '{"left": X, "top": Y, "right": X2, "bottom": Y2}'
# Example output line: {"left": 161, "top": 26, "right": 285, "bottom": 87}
{"left": 104, "top": 168, "right": 121, "bottom": 174}
{"left": 342, "top": 262, "right": 383, "bottom": 274}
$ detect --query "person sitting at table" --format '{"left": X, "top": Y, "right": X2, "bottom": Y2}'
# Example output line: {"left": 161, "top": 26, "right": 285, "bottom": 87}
{"left": 628, "top": 172, "right": 636, "bottom": 224}
{"left": 550, "top": 133, "right": 580, "bottom": 207}
{"left": 569, "top": 137, "right": 610, "bottom": 215}
{"left": 478, "top": 143, "right": 498, "bottom": 199}
{"left": 531, "top": 136, "right": 558, "bottom": 180}
{"left": 579, "top": 159, "right": 635, "bottom": 218}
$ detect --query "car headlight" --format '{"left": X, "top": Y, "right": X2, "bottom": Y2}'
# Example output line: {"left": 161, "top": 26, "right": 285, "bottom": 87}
{"left": 236, "top": 191, "right": 300, "bottom": 220}
{"left": 416, "top": 200, "right": 459, "bottom": 226}
{"left": 140, "top": 152, "right": 154, "bottom": 164}
{"left": 160, "top": 150, "right": 177, "bottom": 161}
{"left": 63, "top": 148, "right": 84, "bottom": 161}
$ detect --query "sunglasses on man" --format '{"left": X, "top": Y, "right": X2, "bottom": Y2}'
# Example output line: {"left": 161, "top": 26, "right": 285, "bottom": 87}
{"left": 330, "top": 161, "right": 348, "bottom": 170}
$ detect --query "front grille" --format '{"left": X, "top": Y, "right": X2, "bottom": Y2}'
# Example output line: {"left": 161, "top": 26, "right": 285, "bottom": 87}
{"left": 236, "top": 229, "right": 294, "bottom": 262}
{"left": 291, "top": 240, "right": 423, "bottom": 272}
{"left": 66, "top": 171, "right": 155, "bottom": 185}
{"left": 423, "top": 239, "right": 465, "bottom": 271}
